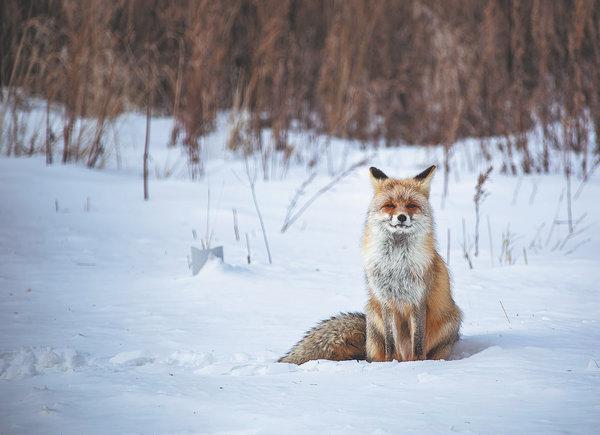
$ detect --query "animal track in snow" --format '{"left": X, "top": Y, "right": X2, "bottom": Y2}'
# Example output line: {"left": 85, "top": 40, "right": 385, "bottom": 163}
{"left": 0, "top": 347, "right": 87, "bottom": 380}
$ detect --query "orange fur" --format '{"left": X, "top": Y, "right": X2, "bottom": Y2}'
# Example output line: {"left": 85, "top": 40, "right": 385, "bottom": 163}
{"left": 279, "top": 165, "right": 461, "bottom": 365}
{"left": 365, "top": 256, "right": 461, "bottom": 362}
{"left": 364, "top": 167, "right": 462, "bottom": 362}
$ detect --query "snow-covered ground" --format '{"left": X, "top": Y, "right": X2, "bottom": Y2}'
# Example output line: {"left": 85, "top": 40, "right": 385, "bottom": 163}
{"left": 1, "top": 113, "right": 599, "bottom": 434}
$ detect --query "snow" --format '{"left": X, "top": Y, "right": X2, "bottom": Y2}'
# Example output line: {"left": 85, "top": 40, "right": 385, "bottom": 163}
{"left": 1, "top": 112, "right": 599, "bottom": 433}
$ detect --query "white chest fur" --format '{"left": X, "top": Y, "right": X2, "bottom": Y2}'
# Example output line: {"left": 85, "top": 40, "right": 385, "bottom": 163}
{"left": 364, "top": 232, "right": 432, "bottom": 306}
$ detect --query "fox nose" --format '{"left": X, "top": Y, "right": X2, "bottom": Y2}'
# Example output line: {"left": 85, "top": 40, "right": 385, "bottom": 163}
{"left": 398, "top": 214, "right": 407, "bottom": 223}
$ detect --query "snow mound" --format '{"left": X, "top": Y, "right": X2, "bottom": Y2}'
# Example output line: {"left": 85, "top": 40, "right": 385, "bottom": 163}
{"left": 160, "top": 350, "right": 216, "bottom": 367}
{"left": 0, "top": 347, "right": 87, "bottom": 380}
{"left": 109, "top": 350, "right": 155, "bottom": 366}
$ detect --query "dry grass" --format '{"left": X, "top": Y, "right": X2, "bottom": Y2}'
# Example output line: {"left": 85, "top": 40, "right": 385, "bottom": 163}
{"left": 474, "top": 166, "right": 493, "bottom": 257}
{"left": 1, "top": 1, "right": 599, "bottom": 174}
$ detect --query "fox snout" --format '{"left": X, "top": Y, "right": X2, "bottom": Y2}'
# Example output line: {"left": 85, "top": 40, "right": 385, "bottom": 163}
{"left": 392, "top": 213, "right": 411, "bottom": 227}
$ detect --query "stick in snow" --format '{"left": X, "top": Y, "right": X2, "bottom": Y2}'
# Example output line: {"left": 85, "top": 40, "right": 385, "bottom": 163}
{"left": 245, "top": 232, "right": 251, "bottom": 264}
{"left": 499, "top": 300, "right": 511, "bottom": 325}
{"left": 232, "top": 208, "right": 240, "bottom": 242}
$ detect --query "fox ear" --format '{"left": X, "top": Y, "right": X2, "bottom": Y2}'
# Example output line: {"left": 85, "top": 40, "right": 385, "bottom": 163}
{"left": 413, "top": 165, "right": 436, "bottom": 196}
{"left": 369, "top": 167, "right": 388, "bottom": 188}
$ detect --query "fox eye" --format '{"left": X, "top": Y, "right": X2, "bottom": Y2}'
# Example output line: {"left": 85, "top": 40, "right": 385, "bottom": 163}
{"left": 381, "top": 203, "right": 395, "bottom": 211}
{"left": 407, "top": 203, "right": 418, "bottom": 209}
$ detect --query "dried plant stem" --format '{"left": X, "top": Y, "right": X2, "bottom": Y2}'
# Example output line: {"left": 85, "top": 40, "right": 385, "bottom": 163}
{"left": 529, "top": 180, "right": 538, "bottom": 205}
{"left": 441, "top": 145, "right": 450, "bottom": 209}
{"left": 566, "top": 169, "right": 573, "bottom": 234}
{"left": 143, "top": 101, "right": 151, "bottom": 201}
{"left": 0, "top": 23, "right": 27, "bottom": 145}
{"left": 45, "top": 99, "right": 52, "bottom": 165}
{"left": 281, "top": 158, "right": 367, "bottom": 233}
{"left": 565, "top": 238, "right": 591, "bottom": 255}
{"left": 511, "top": 177, "right": 523, "bottom": 205}
{"left": 462, "top": 217, "right": 473, "bottom": 269}
{"left": 245, "top": 233, "right": 251, "bottom": 264}
{"left": 232, "top": 208, "right": 240, "bottom": 242}
{"left": 203, "top": 183, "right": 213, "bottom": 250}
{"left": 245, "top": 157, "right": 272, "bottom": 264}
{"left": 557, "top": 215, "right": 591, "bottom": 251}
{"left": 499, "top": 300, "right": 511, "bottom": 325}
{"left": 545, "top": 188, "right": 565, "bottom": 247}
{"left": 574, "top": 158, "right": 599, "bottom": 200}
{"left": 281, "top": 171, "right": 317, "bottom": 233}
{"left": 474, "top": 166, "right": 492, "bottom": 257}
{"left": 171, "top": 38, "right": 185, "bottom": 132}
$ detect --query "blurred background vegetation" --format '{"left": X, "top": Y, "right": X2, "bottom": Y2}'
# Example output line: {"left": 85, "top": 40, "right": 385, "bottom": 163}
{"left": 1, "top": 0, "right": 599, "bottom": 176}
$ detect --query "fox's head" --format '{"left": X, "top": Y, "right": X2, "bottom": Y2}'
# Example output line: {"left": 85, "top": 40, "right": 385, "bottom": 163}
{"left": 367, "top": 165, "right": 436, "bottom": 236}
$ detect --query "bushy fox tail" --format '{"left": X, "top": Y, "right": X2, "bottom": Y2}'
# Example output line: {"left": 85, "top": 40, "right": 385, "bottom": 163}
{"left": 278, "top": 312, "right": 366, "bottom": 365}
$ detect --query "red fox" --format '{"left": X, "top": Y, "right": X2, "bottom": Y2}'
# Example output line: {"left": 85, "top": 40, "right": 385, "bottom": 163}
{"left": 279, "top": 165, "right": 462, "bottom": 364}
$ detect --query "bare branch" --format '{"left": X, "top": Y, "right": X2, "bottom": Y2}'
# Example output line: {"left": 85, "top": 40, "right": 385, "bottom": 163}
{"left": 280, "top": 157, "right": 369, "bottom": 233}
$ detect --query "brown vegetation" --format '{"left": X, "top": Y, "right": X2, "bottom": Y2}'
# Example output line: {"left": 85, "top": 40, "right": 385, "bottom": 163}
{"left": 1, "top": 0, "right": 599, "bottom": 172}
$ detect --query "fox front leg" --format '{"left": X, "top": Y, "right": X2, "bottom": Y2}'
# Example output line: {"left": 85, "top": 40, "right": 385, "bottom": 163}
{"left": 382, "top": 307, "right": 397, "bottom": 361}
{"left": 410, "top": 303, "right": 427, "bottom": 361}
